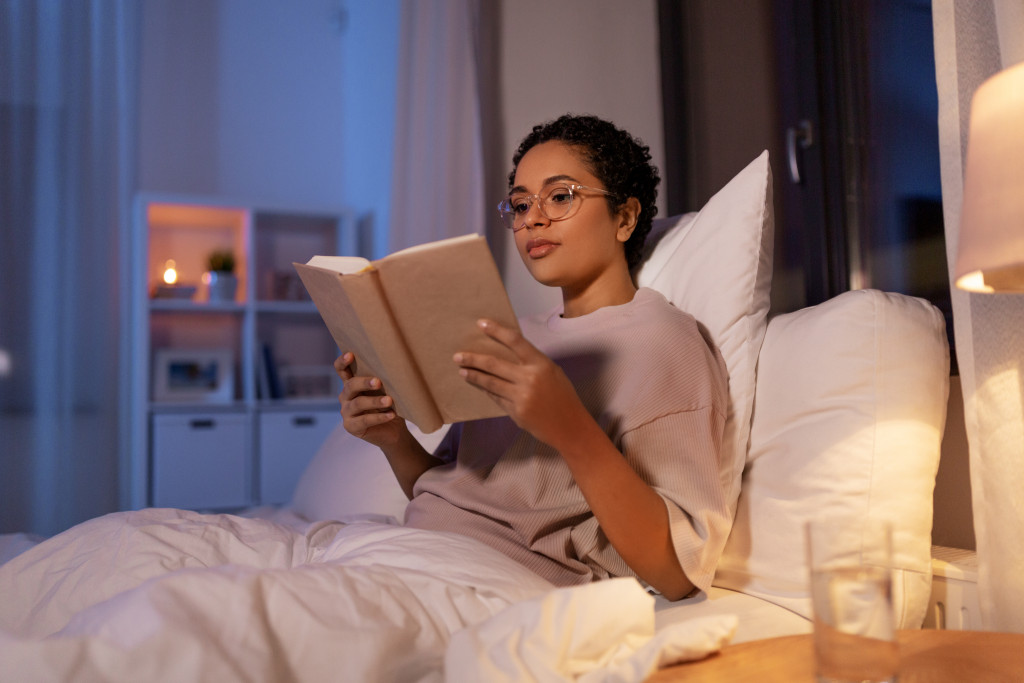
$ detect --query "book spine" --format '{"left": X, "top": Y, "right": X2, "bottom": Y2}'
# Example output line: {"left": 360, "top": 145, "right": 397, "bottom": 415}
{"left": 261, "top": 343, "right": 282, "bottom": 400}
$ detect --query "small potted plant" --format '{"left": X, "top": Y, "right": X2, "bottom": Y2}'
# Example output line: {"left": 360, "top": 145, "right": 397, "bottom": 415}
{"left": 205, "top": 249, "right": 238, "bottom": 302}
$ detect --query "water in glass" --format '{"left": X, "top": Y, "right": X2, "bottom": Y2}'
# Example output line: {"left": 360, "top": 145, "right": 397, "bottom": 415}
{"left": 811, "top": 565, "right": 898, "bottom": 683}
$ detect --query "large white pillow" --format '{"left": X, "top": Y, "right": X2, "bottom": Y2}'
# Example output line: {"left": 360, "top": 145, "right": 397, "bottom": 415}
{"left": 713, "top": 289, "right": 949, "bottom": 628}
{"left": 635, "top": 151, "right": 774, "bottom": 518}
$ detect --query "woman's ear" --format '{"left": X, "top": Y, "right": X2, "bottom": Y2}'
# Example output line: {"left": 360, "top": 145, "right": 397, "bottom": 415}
{"left": 616, "top": 197, "right": 641, "bottom": 243}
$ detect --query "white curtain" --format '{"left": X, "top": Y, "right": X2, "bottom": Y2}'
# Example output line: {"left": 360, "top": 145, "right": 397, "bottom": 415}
{"left": 0, "top": 1, "right": 138, "bottom": 536}
{"left": 933, "top": 0, "right": 1024, "bottom": 632}
{"left": 388, "top": 0, "right": 487, "bottom": 253}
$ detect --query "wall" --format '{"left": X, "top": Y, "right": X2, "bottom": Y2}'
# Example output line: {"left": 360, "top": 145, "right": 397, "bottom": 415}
{"left": 138, "top": 0, "right": 398, "bottom": 249}
{"left": 216, "top": 0, "right": 347, "bottom": 206}
{"left": 138, "top": 0, "right": 219, "bottom": 194}
{"left": 493, "top": 0, "right": 666, "bottom": 318}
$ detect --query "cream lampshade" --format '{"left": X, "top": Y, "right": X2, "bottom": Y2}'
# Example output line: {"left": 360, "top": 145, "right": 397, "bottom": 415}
{"left": 955, "top": 61, "right": 1024, "bottom": 293}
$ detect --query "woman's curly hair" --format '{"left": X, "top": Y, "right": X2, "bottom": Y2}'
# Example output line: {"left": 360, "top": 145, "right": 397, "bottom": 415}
{"left": 509, "top": 114, "right": 660, "bottom": 269}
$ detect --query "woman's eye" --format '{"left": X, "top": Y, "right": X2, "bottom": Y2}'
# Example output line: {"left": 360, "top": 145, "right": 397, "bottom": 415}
{"left": 548, "top": 190, "right": 572, "bottom": 205}
{"left": 511, "top": 199, "right": 530, "bottom": 214}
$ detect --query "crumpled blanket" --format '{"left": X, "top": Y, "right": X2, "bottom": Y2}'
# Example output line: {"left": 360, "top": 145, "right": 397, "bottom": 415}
{"left": 0, "top": 508, "right": 735, "bottom": 682}
{"left": 447, "top": 579, "right": 737, "bottom": 682}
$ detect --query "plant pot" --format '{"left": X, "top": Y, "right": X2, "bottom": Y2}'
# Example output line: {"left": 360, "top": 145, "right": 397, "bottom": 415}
{"left": 206, "top": 271, "right": 238, "bottom": 302}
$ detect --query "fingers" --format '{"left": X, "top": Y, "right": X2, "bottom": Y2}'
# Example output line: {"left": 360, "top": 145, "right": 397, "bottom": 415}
{"left": 340, "top": 379, "right": 397, "bottom": 435}
{"left": 333, "top": 352, "right": 355, "bottom": 380}
{"left": 457, "top": 365, "right": 512, "bottom": 404}
{"left": 335, "top": 351, "right": 395, "bottom": 417}
{"left": 343, "top": 390, "right": 393, "bottom": 415}
{"left": 341, "top": 374, "right": 385, "bottom": 400}
{"left": 476, "top": 319, "right": 534, "bottom": 357}
{"left": 453, "top": 319, "right": 533, "bottom": 382}
{"left": 453, "top": 349, "right": 516, "bottom": 383}
{"left": 345, "top": 403, "right": 398, "bottom": 434}
{"left": 335, "top": 352, "right": 387, "bottom": 402}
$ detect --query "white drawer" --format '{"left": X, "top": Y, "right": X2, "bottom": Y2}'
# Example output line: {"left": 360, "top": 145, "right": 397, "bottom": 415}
{"left": 151, "top": 412, "right": 250, "bottom": 510}
{"left": 258, "top": 409, "right": 338, "bottom": 504}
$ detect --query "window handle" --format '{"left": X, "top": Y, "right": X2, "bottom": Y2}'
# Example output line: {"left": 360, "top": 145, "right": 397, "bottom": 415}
{"left": 786, "top": 120, "right": 814, "bottom": 184}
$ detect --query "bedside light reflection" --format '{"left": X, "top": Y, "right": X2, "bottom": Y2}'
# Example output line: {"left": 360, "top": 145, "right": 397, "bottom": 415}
{"left": 955, "top": 62, "right": 1024, "bottom": 293}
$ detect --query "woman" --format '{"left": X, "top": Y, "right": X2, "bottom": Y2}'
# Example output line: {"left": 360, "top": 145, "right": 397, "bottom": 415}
{"left": 335, "top": 114, "right": 729, "bottom": 601}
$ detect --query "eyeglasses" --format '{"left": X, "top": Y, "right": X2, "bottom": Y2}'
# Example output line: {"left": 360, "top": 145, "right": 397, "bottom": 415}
{"left": 497, "top": 183, "right": 617, "bottom": 231}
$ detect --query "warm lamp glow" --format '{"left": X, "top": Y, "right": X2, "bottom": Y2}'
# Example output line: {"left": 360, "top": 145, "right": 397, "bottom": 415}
{"left": 955, "top": 62, "right": 1024, "bottom": 293}
{"left": 956, "top": 271, "right": 992, "bottom": 293}
{"left": 163, "top": 259, "right": 178, "bottom": 285}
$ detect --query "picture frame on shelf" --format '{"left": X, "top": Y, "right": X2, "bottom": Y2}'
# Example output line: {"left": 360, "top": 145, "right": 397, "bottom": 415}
{"left": 278, "top": 365, "right": 339, "bottom": 400}
{"left": 153, "top": 348, "right": 234, "bottom": 403}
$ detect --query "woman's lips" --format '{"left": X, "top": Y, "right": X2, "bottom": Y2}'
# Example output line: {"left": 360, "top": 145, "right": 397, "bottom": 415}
{"left": 526, "top": 238, "right": 557, "bottom": 259}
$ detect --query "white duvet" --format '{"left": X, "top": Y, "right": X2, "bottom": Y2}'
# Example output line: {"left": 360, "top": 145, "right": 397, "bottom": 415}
{"left": 0, "top": 508, "right": 735, "bottom": 682}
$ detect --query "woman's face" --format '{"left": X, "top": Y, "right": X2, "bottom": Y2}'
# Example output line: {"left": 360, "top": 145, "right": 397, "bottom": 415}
{"left": 509, "top": 141, "right": 635, "bottom": 296}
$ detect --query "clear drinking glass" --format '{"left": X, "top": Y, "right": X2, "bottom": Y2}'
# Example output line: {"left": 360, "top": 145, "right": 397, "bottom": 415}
{"left": 807, "top": 516, "right": 899, "bottom": 683}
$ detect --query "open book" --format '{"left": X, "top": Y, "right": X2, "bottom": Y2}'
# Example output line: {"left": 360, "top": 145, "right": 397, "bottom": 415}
{"left": 293, "top": 234, "right": 520, "bottom": 433}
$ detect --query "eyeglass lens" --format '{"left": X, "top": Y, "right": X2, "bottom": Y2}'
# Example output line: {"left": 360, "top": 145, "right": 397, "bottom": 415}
{"left": 502, "top": 185, "right": 575, "bottom": 229}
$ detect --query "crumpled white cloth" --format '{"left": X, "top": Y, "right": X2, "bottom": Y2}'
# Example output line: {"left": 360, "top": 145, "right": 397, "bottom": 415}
{"left": 445, "top": 578, "right": 737, "bottom": 682}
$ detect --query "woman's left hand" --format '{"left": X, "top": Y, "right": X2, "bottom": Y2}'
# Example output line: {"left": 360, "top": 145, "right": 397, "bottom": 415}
{"left": 454, "top": 319, "right": 589, "bottom": 449}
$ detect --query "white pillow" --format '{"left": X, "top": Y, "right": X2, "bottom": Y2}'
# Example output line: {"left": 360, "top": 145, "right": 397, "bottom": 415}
{"left": 635, "top": 151, "right": 774, "bottom": 518}
{"left": 713, "top": 289, "right": 949, "bottom": 628}
{"left": 290, "top": 423, "right": 448, "bottom": 523}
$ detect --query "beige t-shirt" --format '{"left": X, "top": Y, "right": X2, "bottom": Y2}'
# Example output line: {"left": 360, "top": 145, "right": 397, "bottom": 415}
{"left": 404, "top": 287, "right": 730, "bottom": 593}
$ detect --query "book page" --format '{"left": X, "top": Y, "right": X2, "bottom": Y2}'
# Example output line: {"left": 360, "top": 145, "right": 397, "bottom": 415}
{"left": 384, "top": 233, "right": 480, "bottom": 259}
{"left": 374, "top": 234, "right": 519, "bottom": 425}
{"left": 305, "top": 254, "right": 372, "bottom": 274}
{"left": 293, "top": 263, "right": 442, "bottom": 431}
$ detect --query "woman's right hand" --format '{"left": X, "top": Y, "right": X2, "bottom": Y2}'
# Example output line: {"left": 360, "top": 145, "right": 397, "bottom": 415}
{"left": 334, "top": 352, "right": 408, "bottom": 448}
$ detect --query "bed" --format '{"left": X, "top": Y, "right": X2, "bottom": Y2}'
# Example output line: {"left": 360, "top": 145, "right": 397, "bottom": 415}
{"left": 0, "top": 152, "right": 950, "bottom": 681}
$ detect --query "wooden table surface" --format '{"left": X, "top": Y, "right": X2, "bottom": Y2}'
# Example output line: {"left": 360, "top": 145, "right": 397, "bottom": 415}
{"left": 646, "top": 629, "right": 1024, "bottom": 682}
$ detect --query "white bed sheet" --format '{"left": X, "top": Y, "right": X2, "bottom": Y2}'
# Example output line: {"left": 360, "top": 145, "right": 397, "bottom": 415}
{"left": 0, "top": 508, "right": 738, "bottom": 682}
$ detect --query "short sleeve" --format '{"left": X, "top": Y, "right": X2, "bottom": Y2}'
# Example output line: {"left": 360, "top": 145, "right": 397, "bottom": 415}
{"left": 619, "top": 407, "right": 731, "bottom": 593}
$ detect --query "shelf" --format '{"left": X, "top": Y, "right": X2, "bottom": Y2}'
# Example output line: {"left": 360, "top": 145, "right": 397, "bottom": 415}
{"left": 258, "top": 398, "right": 338, "bottom": 411}
{"left": 148, "top": 298, "right": 321, "bottom": 315}
{"left": 255, "top": 300, "right": 319, "bottom": 314}
{"left": 150, "top": 300, "right": 247, "bottom": 314}
{"left": 130, "top": 192, "right": 355, "bottom": 511}
{"left": 150, "top": 402, "right": 249, "bottom": 414}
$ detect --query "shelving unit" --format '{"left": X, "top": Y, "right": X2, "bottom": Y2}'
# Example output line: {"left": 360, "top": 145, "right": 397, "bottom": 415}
{"left": 127, "top": 193, "right": 357, "bottom": 511}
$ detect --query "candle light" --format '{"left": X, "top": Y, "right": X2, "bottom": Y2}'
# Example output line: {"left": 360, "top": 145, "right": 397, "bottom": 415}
{"left": 152, "top": 258, "right": 196, "bottom": 300}
{"left": 163, "top": 259, "right": 178, "bottom": 285}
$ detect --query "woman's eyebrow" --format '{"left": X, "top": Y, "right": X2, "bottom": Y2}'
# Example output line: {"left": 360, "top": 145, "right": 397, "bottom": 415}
{"left": 509, "top": 174, "right": 580, "bottom": 194}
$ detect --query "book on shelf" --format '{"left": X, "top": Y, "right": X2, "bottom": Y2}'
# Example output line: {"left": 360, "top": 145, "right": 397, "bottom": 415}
{"left": 293, "top": 233, "right": 520, "bottom": 433}
{"left": 258, "top": 343, "right": 282, "bottom": 400}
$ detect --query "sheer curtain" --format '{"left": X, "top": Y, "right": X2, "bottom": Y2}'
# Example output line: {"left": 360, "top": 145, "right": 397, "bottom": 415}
{"left": 0, "top": 1, "right": 138, "bottom": 537}
{"left": 933, "top": 0, "right": 1024, "bottom": 632}
{"left": 387, "top": 0, "right": 487, "bottom": 253}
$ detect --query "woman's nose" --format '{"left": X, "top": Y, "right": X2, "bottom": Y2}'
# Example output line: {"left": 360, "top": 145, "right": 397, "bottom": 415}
{"left": 522, "top": 200, "right": 549, "bottom": 228}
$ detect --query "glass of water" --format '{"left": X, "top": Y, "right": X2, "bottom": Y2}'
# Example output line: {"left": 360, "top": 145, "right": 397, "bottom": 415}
{"left": 807, "top": 516, "right": 898, "bottom": 683}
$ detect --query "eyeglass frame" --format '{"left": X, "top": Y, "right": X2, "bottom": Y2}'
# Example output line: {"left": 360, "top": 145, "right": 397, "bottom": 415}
{"left": 497, "top": 182, "right": 619, "bottom": 231}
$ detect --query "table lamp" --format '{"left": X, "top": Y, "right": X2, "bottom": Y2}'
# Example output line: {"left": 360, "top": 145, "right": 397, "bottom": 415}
{"left": 955, "top": 61, "right": 1024, "bottom": 293}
